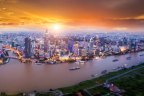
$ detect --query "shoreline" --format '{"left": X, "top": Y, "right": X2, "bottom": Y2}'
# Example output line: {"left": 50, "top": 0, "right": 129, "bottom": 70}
{"left": 58, "top": 63, "right": 144, "bottom": 94}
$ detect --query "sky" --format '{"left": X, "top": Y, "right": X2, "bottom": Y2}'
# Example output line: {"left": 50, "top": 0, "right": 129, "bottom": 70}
{"left": 0, "top": 0, "right": 144, "bottom": 32}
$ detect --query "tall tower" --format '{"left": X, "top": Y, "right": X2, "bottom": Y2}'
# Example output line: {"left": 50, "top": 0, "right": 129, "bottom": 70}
{"left": 11, "top": 41, "right": 15, "bottom": 47}
{"left": 44, "top": 29, "right": 49, "bottom": 52}
{"left": 68, "top": 38, "right": 74, "bottom": 53}
{"left": 89, "top": 37, "right": 94, "bottom": 50}
{"left": 24, "top": 37, "right": 32, "bottom": 58}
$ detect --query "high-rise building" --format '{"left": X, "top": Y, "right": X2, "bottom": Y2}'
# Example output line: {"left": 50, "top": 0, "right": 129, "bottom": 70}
{"left": 73, "top": 42, "right": 79, "bottom": 56}
{"left": 89, "top": 37, "right": 94, "bottom": 51}
{"left": 24, "top": 37, "right": 32, "bottom": 58}
{"left": 123, "top": 37, "right": 128, "bottom": 45}
{"left": 44, "top": 30, "right": 49, "bottom": 52}
{"left": 68, "top": 38, "right": 74, "bottom": 53}
{"left": 11, "top": 41, "right": 15, "bottom": 47}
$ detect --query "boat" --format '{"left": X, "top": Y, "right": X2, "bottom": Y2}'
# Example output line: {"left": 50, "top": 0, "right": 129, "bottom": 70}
{"left": 79, "top": 60, "right": 85, "bottom": 64}
{"left": 91, "top": 74, "right": 98, "bottom": 77}
{"left": 139, "top": 54, "right": 144, "bottom": 56}
{"left": 35, "top": 60, "right": 43, "bottom": 65}
{"left": 112, "top": 68, "right": 117, "bottom": 70}
{"left": 76, "top": 67, "right": 80, "bottom": 69}
{"left": 49, "top": 61, "right": 56, "bottom": 64}
{"left": 75, "top": 61, "right": 85, "bottom": 65}
{"left": 75, "top": 61, "right": 80, "bottom": 64}
{"left": 126, "top": 57, "right": 131, "bottom": 60}
{"left": 112, "top": 59, "right": 118, "bottom": 62}
{"left": 36, "top": 63, "right": 42, "bottom": 65}
{"left": 101, "top": 70, "right": 107, "bottom": 74}
{"left": 69, "top": 67, "right": 80, "bottom": 70}
{"left": 120, "top": 65, "right": 126, "bottom": 69}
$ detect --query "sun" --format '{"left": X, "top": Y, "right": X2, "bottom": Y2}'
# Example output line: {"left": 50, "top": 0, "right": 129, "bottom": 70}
{"left": 52, "top": 23, "right": 61, "bottom": 30}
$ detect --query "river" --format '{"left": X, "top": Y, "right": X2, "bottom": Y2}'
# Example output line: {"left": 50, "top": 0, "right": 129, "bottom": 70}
{"left": 0, "top": 51, "right": 144, "bottom": 93}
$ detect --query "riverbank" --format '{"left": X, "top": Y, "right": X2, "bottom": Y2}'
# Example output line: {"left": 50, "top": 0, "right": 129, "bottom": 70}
{"left": 59, "top": 63, "right": 144, "bottom": 95}
{"left": 87, "top": 64, "right": 144, "bottom": 96}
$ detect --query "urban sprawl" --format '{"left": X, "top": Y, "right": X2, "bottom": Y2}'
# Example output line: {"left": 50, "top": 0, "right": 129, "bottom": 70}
{"left": 0, "top": 31, "right": 144, "bottom": 65}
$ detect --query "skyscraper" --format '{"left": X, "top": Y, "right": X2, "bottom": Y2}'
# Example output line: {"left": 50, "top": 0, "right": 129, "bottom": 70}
{"left": 73, "top": 42, "right": 79, "bottom": 56}
{"left": 68, "top": 38, "right": 74, "bottom": 53}
{"left": 89, "top": 37, "right": 94, "bottom": 50}
{"left": 11, "top": 41, "right": 15, "bottom": 47}
{"left": 24, "top": 37, "right": 32, "bottom": 58}
{"left": 44, "top": 30, "right": 49, "bottom": 52}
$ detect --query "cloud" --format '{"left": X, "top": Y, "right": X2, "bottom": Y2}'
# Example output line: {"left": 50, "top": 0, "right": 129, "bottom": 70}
{"left": 0, "top": 0, "right": 18, "bottom": 3}
{"left": 108, "top": 15, "right": 144, "bottom": 28}
{"left": 0, "top": 0, "right": 144, "bottom": 30}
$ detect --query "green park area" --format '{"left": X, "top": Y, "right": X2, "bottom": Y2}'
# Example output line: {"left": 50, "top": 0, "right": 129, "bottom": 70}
{"left": 60, "top": 63, "right": 144, "bottom": 96}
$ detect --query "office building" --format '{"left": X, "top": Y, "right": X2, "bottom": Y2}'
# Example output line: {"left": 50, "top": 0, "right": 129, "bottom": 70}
{"left": 24, "top": 37, "right": 32, "bottom": 58}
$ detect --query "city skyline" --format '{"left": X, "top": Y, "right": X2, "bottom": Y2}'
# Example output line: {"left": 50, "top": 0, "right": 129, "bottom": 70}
{"left": 0, "top": 0, "right": 144, "bottom": 32}
{"left": 0, "top": 1, "right": 144, "bottom": 95}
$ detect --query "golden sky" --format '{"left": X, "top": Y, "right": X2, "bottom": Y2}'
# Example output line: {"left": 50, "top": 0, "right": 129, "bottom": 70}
{"left": 0, "top": 0, "right": 144, "bottom": 31}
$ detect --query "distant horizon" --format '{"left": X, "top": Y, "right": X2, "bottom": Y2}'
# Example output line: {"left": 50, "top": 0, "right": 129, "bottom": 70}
{"left": 0, "top": 27, "right": 144, "bottom": 34}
